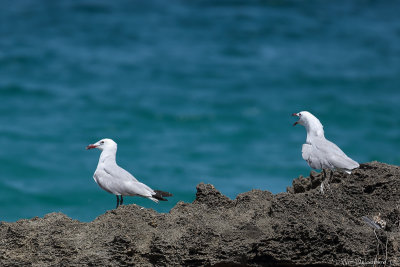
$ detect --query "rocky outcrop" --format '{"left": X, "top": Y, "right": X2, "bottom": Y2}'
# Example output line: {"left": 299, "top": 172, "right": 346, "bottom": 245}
{"left": 0, "top": 161, "right": 399, "bottom": 266}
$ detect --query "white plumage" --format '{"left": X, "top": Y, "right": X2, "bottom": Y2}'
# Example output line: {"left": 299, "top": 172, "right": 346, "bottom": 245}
{"left": 86, "top": 138, "right": 171, "bottom": 208}
{"left": 293, "top": 111, "right": 359, "bottom": 174}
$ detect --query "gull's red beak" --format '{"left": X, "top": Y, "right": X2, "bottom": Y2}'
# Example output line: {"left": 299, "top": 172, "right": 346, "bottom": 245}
{"left": 86, "top": 144, "right": 97, "bottom": 150}
{"left": 292, "top": 113, "right": 299, "bottom": 126}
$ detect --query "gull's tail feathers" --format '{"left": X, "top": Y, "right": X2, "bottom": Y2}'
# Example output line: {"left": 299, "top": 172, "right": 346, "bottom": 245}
{"left": 152, "top": 190, "right": 173, "bottom": 201}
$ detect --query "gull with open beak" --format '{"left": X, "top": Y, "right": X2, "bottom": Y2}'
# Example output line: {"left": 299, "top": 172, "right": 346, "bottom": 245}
{"left": 292, "top": 111, "right": 359, "bottom": 192}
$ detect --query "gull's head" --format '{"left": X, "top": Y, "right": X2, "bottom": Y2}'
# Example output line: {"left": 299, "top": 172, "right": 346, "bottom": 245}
{"left": 292, "top": 111, "right": 324, "bottom": 137}
{"left": 86, "top": 138, "right": 117, "bottom": 151}
{"left": 292, "top": 111, "right": 310, "bottom": 127}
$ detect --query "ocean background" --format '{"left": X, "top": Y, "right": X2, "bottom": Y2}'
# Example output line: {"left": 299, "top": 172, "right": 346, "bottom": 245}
{"left": 0, "top": 0, "right": 399, "bottom": 222}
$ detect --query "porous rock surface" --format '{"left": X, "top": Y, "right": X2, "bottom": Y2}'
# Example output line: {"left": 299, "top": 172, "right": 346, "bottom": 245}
{"left": 0, "top": 161, "right": 399, "bottom": 266}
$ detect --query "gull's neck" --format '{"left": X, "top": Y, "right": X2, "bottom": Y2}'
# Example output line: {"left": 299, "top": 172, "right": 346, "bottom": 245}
{"left": 305, "top": 118, "right": 325, "bottom": 143}
{"left": 97, "top": 147, "right": 117, "bottom": 167}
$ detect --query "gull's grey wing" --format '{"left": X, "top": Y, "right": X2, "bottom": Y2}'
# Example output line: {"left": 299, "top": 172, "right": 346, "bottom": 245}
{"left": 93, "top": 160, "right": 156, "bottom": 196}
{"left": 302, "top": 143, "right": 313, "bottom": 167}
{"left": 105, "top": 164, "right": 139, "bottom": 183}
{"left": 94, "top": 166, "right": 155, "bottom": 197}
{"left": 302, "top": 143, "right": 330, "bottom": 170}
{"left": 313, "top": 137, "right": 359, "bottom": 171}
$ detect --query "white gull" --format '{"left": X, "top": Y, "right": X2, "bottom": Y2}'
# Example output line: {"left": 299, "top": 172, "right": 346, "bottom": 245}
{"left": 292, "top": 111, "right": 359, "bottom": 191}
{"left": 86, "top": 138, "right": 172, "bottom": 208}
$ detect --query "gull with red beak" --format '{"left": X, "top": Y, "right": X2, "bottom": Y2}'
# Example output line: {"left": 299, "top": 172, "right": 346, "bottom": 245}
{"left": 292, "top": 111, "right": 359, "bottom": 192}
{"left": 86, "top": 138, "right": 172, "bottom": 208}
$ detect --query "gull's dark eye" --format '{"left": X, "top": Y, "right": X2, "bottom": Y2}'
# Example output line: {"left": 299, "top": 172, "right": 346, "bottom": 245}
{"left": 100, "top": 141, "right": 104, "bottom": 145}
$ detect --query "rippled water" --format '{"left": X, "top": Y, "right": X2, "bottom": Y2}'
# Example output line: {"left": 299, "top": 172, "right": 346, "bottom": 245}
{"left": 0, "top": 0, "right": 399, "bottom": 222}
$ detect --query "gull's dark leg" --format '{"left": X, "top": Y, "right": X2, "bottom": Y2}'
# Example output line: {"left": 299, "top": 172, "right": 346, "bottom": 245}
{"left": 116, "top": 195, "right": 120, "bottom": 209}
{"left": 120, "top": 196, "right": 123, "bottom": 206}
{"left": 321, "top": 169, "right": 333, "bottom": 193}
{"left": 320, "top": 169, "right": 328, "bottom": 194}
{"left": 325, "top": 169, "right": 333, "bottom": 190}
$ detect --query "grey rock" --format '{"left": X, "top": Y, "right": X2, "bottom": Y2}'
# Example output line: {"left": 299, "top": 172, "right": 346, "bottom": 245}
{"left": 0, "top": 161, "right": 399, "bottom": 266}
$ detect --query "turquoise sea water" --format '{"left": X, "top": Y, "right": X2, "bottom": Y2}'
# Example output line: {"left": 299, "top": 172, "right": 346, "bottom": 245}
{"left": 0, "top": 0, "right": 399, "bottom": 222}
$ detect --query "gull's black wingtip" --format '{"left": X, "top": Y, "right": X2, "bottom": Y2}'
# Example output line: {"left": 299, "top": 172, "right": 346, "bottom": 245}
{"left": 153, "top": 190, "right": 173, "bottom": 201}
